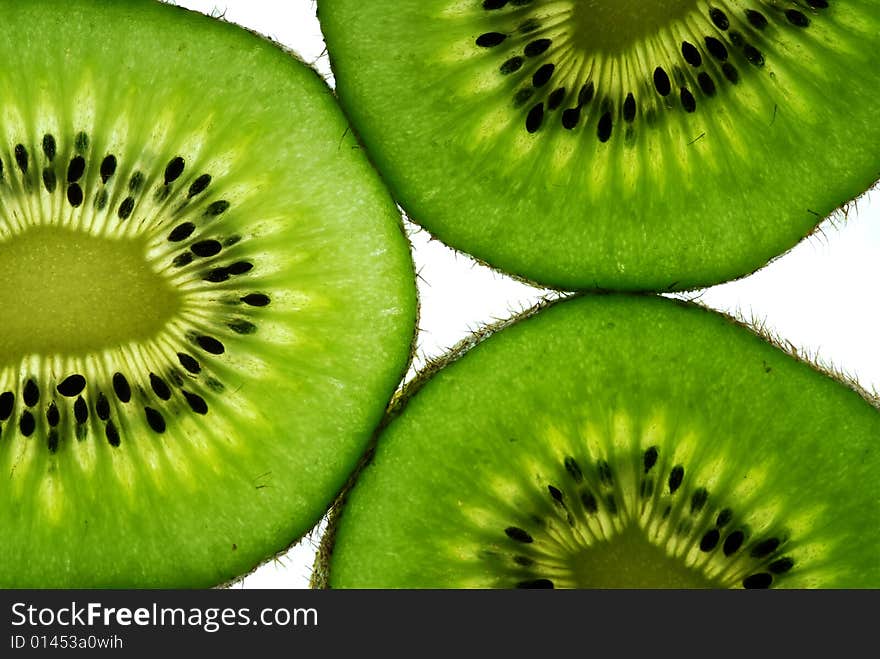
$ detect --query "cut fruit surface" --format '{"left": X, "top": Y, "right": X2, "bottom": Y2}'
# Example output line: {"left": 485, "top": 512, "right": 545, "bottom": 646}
{"left": 325, "top": 295, "right": 880, "bottom": 588}
{"left": 318, "top": 0, "right": 880, "bottom": 290}
{"left": 0, "top": 0, "right": 416, "bottom": 587}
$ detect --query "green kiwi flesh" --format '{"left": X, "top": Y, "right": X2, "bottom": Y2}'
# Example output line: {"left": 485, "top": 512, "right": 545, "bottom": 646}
{"left": 0, "top": 0, "right": 416, "bottom": 587}
{"left": 317, "top": 0, "right": 880, "bottom": 290}
{"left": 324, "top": 294, "right": 880, "bottom": 588}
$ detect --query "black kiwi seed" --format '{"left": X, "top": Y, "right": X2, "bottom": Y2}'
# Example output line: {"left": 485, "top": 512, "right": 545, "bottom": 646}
{"left": 96, "top": 393, "right": 110, "bottom": 421}
{"left": 19, "top": 411, "right": 35, "bottom": 437}
{"left": 173, "top": 253, "right": 194, "bottom": 268}
{"left": 164, "top": 156, "right": 185, "bottom": 184}
{"left": 112, "top": 372, "right": 132, "bottom": 403}
{"left": 698, "top": 73, "right": 717, "bottom": 97}
{"left": 74, "top": 396, "right": 88, "bottom": 424}
{"left": 700, "top": 529, "right": 721, "bottom": 551}
{"left": 476, "top": 32, "right": 507, "bottom": 47}
{"left": 149, "top": 373, "right": 172, "bottom": 400}
{"left": 204, "top": 268, "right": 230, "bottom": 283}
{"left": 144, "top": 407, "right": 166, "bottom": 434}
{"left": 47, "top": 430, "right": 59, "bottom": 454}
{"left": 716, "top": 508, "right": 733, "bottom": 527}
{"left": 668, "top": 465, "right": 684, "bottom": 493}
{"left": 623, "top": 93, "right": 636, "bottom": 122}
{"left": 241, "top": 293, "right": 270, "bottom": 307}
{"left": 177, "top": 353, "right": 202, "bottom": 374}
{"left": 513, "top": 556, "right": 534, "bottom": 567}
{"left": 182, "top": 391, "right": 208, "bottom": 415}
{"left": 561, "top": 107, "right": 580, "bottom": 130}
{"left": 226, "top": 261, "right": 254, "bottom": 275}
{"left": 23, "top": 379, "right": 40, "bottom": 407}
{"left": 99, "top": 155, "right": 117, "bottom": 183}
{"left": 42, "top": 134, "right": 56, "bottom": 160}
{"left": 57, "top": 374, "right": 86, "bottom": 397}
{"left": 205, "top": 200, "right": 230, "bottom": 216}
{"left": 680, "top": 88, "right": 697, "bottom": 113}
{"left": 785, "top": 10, "right": 809, "bottom": 27}
{"left": 167, "top": 370, "right": 184, "bottom": 387}
{"left": 483, "top": 0, "right": 507, "bottom": 9}
{"left": 67, "top": 184, "right": 84, "bottom": 207}
{"left": 578, "top": 82, "right": 595, "bottom": 106}
{"left": 228, "top": 320, "right": 257, "bottom": 335}
{"left": 187, "top": 174, "right": 212, "bottom": 197}
{"left": 168, "top": 222, "right": 195, "bottom": 242}
{"left": 690, "top": 488, "right": 709, "bottom": 513}
{"left": 513, "top": 88, "right": 535, "bottom": 108}
{"left": 532, "top": 63, "right": 555, "bottom": 87}
{"left": 43, "top": 169, "right": 57, "bottom": 193}
{"left": 505, "top": 527, "right": 534, "bottom": 543}
{"left": 653, "top": 67, "right": 671, "bottom": 96}
{"left": 0, "top": 392, "right": 14, "bottom": 420}
{"left": 74, "top": 132, "right": 89, "bottom": 152}
{"left": 723, "top": 530, "right": 745, "bottom": 555}
{"left": 105, "top": 420, "right": 121, "bottom": 447}
{"left": 681, "top": 41, "right": 702, "bottom": 67}
{"left": 14, "top": 144, "right": 28, "bottom": 173}
{"left": 704, "top": 36, "right": 728, "bottom": 61}
{"left": 597, "top": 112, "right": 613, "bottom": 142}
{"left": 597, "top": 460, "right": 613, "bottom": 485}
{"left": 548, "top": 485, "right": 564, "bottom": 504}
{"left": 118, "top": 196, "right": 135, "bottom": 220}
{"left": 580, "top": 490, "right": 598, "bottom": 514}
{"left": 191, "top": 240, "right": 222, "bottom": 257}
{"left": 500, "top": 57, "right": 524, "bottom": 75}
{"left": 128, "top": 171, "right": 144, "bottom": 192}
{"left": 722, "top": 62, "right": 740, "bottom": 84}
{"left": 709, "top": 7, "right": 730, "bottom": 30}
{"left": 523, "top": 38, "right": 551, "bottom": 57}
{"left": 46, "top": 402, "right": 60, "bottom": 427}
{"left": 525, "top": 103, "right": 544, "bottom": 133}
{"left": 643, "top": 446, "right": 659, "bottom": 472}
{"left": 196, "top": 335, "right": 225, "bottom": 355}
{"left": 564, "top": 456, "right": 583, "bottom": 483}
{"left": 604, "top": 494, "right": 618, "bottom": 515}
{"left": 749, "top": 537, "right": 780, "bottom": 558}
{"left": 746, "top": 9, "right": 768, "bottom": 29}
{"left": 547, "top": 87, "right": 565, "bottom": 110}
{"left": 67, "top": 155, "right": 85, "bottom": 183}
{"left": 742, "top": 573, "right": 773, "bottom": 589}
{"left": 769, "top": 557, "right": 795, "bottom": 574}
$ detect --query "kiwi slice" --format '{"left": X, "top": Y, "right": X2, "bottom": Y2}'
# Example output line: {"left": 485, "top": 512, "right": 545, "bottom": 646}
{"left": 0, "top": 0, "right": 417, "bottom": 587}
{"left": 317, "top": 1, "right": 880, "bottom": 290}
{"left": 321, "top": 294, "right": 880, "bottom": 588}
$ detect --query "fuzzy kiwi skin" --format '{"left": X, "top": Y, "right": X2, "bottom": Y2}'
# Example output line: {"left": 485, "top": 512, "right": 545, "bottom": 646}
{"left": 317, "top": 0, "right": 880, "bottom": 291}
{"left": 315, "top": 294, "right": 880, "bottom": 589}
{"left": 0, "top": 0, "right": 418, "bottom": 588}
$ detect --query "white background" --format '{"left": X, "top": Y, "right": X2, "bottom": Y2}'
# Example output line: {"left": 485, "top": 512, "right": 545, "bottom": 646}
{"left": 174, "top": 1, "right": 880, "bottom": 588}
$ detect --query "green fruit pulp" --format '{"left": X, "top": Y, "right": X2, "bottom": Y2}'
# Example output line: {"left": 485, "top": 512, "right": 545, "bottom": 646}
{"left": 327, "top": 295, "right": 880, "bottom": 588}
{"left": 318, "top": 0, "right": 880, "bottom": 290}
{"left": 0, "top": 0, "right": 416, "bottom": 587}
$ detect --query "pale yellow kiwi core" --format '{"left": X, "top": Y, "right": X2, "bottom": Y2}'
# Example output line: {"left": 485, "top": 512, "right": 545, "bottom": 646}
{"left": 570, "top": 0, "right": 699, "bottom": 53}
{"left": 0, "top": 226, "right": 180, "bottom": 361}
{"left": 569, "top": 524, "right": 721, "bottom": 588}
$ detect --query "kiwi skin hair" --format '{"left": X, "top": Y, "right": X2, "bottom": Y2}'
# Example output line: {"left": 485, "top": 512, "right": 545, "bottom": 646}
{"left": 314, "top": 293, "right": 880, "bottom": 589}
{"left": 0, "top": 0, "right": 417, "bottom": 587}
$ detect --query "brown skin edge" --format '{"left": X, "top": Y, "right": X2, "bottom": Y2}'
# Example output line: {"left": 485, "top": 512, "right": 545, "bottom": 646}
{"left": 310, "top": 291, "right": 879, "bottom": 589}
